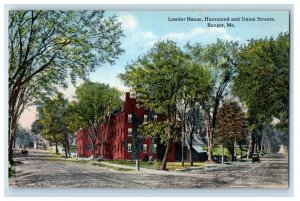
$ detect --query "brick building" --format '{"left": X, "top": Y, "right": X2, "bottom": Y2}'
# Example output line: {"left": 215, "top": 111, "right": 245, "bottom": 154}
{"left": 77, "top": 92, "right": 176, "bottom": 161}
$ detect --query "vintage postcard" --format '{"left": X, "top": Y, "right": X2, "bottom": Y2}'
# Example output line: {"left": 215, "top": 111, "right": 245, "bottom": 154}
{"left": 8, "top": 10, "right": 289, "bottom": 190}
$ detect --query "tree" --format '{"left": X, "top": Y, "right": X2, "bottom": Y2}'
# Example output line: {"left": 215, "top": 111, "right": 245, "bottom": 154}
{"left": 176, "top": 62, "right": 211, "bottom": 166}
{"left": 8, "top": 10, "right": 124, "bottom": 166}
{"left": 120, "top": 40, "right": 189, "bottom": 170}
{"left": 186, "top": 39, "right": 240, "bottom": 162}
{"left": 233, "top": 33, "right": 289, "bottom": 133}
{"left": 15, "top": 125, "right": 34, "bottom": 148}
{"left": 39, "top": 93, "right": 68, "bottom": 154}
{"left": 215, "top": 100, "right": 246, "bottom": 161}
{"left": 72, "top": 81, "right": 122, "bottom": 158}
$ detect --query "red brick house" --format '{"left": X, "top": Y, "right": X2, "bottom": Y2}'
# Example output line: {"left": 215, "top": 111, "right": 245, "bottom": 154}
{"left": 77, "top": 92, "right": 176, "bottom": 161}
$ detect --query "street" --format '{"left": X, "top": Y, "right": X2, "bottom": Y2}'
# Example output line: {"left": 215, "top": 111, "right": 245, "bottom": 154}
{"left": 9, "top": 148, "right": 288, "bottom": 189}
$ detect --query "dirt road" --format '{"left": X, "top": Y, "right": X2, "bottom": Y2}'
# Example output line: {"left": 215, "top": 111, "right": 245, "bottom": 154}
{"left": 9, "top": 148, "right": 288, "bottom": 189}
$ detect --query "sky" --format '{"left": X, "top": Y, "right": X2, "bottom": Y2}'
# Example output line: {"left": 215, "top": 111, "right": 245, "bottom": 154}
{"left": 19, "top": 11, "right": 289, "bottom": 129}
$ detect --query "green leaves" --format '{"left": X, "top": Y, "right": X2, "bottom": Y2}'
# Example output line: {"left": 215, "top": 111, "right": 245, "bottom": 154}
{"left": 72, "top": 81, "right": 122, "bottom": 130}
{"left": 39, "top": 93, "right": 68, "bottom": 143}
{"left": 120, "top": 41, "right": 188, "bottom": 114}
{"left": 233, "top": 33, "right": 289, "bottom": 132}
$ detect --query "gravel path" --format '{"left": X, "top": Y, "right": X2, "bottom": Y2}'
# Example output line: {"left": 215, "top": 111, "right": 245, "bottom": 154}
{"left": 9, "top": 148, "right": 288, "bottom": 189}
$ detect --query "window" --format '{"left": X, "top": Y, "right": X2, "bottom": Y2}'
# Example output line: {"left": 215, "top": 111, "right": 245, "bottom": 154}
{"left": 154, "top": 115, "right": 158, "bottom": 122}
{"left": 128, "top": 114, "right": 132, "bottom": 122}
{"left": 128, "top": 128, "right": 132, "bottom": 136}
{"left": 85, "top": 144, "right": 92, "bottom": 151}
{"left": 143, "top": 144, "right": 147, "bottom": 153}
{"left": 153, "top": 144, "right": 157, "bottom": 153}
{"left": 128, "top": 143, "right": 132, "bottom": 152}
{"left": 144, "top": 115, "right": 148, "bottom": 122}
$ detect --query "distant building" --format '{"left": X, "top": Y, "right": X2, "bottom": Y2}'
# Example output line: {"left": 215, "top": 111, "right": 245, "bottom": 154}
{"left": 77, "top": 92, "right": 176, "bottom": 161}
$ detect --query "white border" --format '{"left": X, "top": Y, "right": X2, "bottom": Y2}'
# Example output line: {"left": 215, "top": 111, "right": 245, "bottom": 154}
{"left": 1, "top": 0, "right": 298, "bottom": 200}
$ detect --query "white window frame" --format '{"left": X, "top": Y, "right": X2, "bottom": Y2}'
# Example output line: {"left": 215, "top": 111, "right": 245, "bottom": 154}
{"left": 128, "top": 128, "right": 132, "bottom": 136}
{"left": 143, "top": 144, "right": 147, "bottom": 153}
{"left": 153, "top": 144, "right": 157, "bottom": 153}
{"left": 128, "top": 143, "right": 132, "bottom": 152}
{"left": 128, "top": 114, "right": 132, "bottom": 122}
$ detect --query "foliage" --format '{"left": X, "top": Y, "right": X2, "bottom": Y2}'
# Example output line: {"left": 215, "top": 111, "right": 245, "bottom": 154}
{"left": 72, "top": 81, "right": 122, "bottom": 157}
{"left": 129, "top": 113, "right": 145, "bottom": 160}
{"left": 15, "top": 125, "right": 34, "bottom": 148}
{"left": 233, "top": 32, "right": 289, "bottom": 133}
{"left": 215, "top": 100, "right": 246, "bottom": 160}
{"left": 120, "top": 40, "right": 191, "bottom": 169}
{"left": 8, "top": 10, "right": 124, "bottom": 165}
{"left": 260, "top": 125, "right": 284, "bottom": 153}
{"left": 186, "top": 39, "right": 240, "bottom": 162}
{"left": 175, "top": 54, "right": 212, "bottom": 165}
{"left": 139, "top": 120, "right": 181, "bottom": 145}
{"left": 74, "top": 81, "right": 122, "bottom": 128}
{"left": 39, "top": 93, "right": 68, "bottom": 151}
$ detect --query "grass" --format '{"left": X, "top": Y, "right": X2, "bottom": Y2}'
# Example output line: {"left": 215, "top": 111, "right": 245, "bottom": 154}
{"left": 104, "top": 160, "right": 157, "bottom": 169}
{"left": 45, "top": 157, "right": 87, "bottom": 164}
{"left": 104, "top": 160, "right": 209, "bottom": 171}
{"left": 91, "top": 162, "right": 134, "bottom": 172}
{"left": 166, "top": 162, "right": 208, "bottom": 170}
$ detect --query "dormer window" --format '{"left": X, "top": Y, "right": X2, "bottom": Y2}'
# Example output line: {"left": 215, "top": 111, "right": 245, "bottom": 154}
{"left": 128, "top": 128, "right": 132, "bottom": 136}
{"left": 154, "top": 115, "right": 158, "bottom": 122}
{"left": 144, "top": 115, "right": 148, "bottom": 122}
{"left": 128, "top": 114, "right": 132, "bottom": 122}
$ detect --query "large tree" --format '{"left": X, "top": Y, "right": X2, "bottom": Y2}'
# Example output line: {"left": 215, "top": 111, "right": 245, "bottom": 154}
{"left": 120, "top": 40, "right": 189, "bottom": 170}
{"left": 176, "top": 62, "right": 211, "bottom": 166}
{"left": 72, "top": 81, "right": 122, "bottom": 158}
{"left": 215, "top": 100, "right": 246, "bottom": 161}
{"left": 234, "top": 33, "right": 289, "bottom": 129}
{"left": 8, "top": 10, "right": 124, "bottom": 166}
{"left": 39, "top": 93, "right": 68, "bottom": 154}
{"left": 186, "top": 39, "right": 240, "bottom": 162}
{"left": 233, "top": 33, "right": 289, "bottom": 152}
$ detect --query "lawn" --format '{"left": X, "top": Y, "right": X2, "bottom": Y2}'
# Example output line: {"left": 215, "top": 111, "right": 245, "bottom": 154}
{"left": 104, "top": 160, "right": 157, "bottom": 169}
{"left": 104, "top": 160, "right": 208, "bottom": 171}
{"left": 166, "top": 162, "right": 208, "bottom": 170}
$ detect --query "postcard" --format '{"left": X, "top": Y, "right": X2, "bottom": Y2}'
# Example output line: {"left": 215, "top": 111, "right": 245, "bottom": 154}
{"left": 8, "top": 10, "right": 289, "bottom": 190}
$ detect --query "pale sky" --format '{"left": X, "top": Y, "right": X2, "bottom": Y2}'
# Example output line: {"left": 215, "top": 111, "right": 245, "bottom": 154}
{"left": 19, "top": 11, "right": 289, "bottom": 129}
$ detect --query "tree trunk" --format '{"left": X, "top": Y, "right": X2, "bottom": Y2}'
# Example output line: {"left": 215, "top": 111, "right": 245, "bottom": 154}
{"left": 64, "top": 133, "right": 69, "bottom": 157}
{"left": 205, "top": 111, "right": 213, "bottom": 162}
{"left": 92, "top": 140, "right": 96, "bottom": 158}
{"left": 181, "top": 126, "right": 185, "bottom": 167}
{"left": 240, "top": 146, "right": 243, "bottom": 161}
{"left": 8, "top": 125, "right": 17, "bottom": 168}
{"left": 160, "top": 139, "right": 171, "bottom": 170}
{"left": 251, "top": 135, "right": 255, "bottom": 154}
{"left": 66, "top": 134, "right": 70, "bottom": 157}
{"left": 206, "top": 125, "right": 213, "bottom": 162}
{"left": 55, "top": 142, "right": 58, "bottom": 154}
{"left": 13, "top": 137, "right": 16, "bottom": 148}
{"left": 221, "top": 145, "right": 224, "bottom": 164}
{"left": 189, "top": 142, "right": 193, "bottom": 166}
